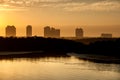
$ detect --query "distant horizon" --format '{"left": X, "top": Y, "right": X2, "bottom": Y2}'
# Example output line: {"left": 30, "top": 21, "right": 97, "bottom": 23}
{"left": 0, "top": 24, "right": 120, "bottom": 37}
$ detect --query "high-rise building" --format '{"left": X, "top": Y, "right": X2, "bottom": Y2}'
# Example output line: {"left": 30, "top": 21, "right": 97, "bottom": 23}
{"left": 6, "top": 25, "right": 16, "bottom": 37}
{"left": 55, "top": 29, "right": 60, "bottom": 38}
{"left": 44, "top": 26, "right": 60, "bottom": 38}
{"left": 101, "top": 33, "right": 112, "bottom": 38}
{"left": 44, "top": 26, "right": 51, "bottom": 37}
{"left": 26, "top": 25, "right": 32, "bottom": 37}
{"left": 75, "top": 28, "right": 84, "bottom": 38}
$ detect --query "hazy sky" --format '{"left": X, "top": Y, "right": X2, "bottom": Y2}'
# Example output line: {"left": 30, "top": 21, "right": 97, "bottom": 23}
{"left": 0, "top": 0, "right": 120, "bottom": 37}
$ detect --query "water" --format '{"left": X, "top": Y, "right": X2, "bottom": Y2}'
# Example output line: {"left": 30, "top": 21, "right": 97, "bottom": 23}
{"left": 0, "top": 56, "right": 120, "bottom": 80}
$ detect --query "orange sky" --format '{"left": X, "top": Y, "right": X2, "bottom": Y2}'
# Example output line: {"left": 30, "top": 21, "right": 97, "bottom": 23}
{"left": 0, "top": 0, "right": 120, "bottom": 37}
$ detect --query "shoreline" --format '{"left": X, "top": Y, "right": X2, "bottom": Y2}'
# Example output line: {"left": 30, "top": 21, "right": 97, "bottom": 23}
{"left": 0, "top": 51, "right": 120, "bottom": 64}
{"left": 0, "top": 51, "right": 43, "bottom": 55}
{"left": 67, "top": 53, "right": 120, "bottom": 64}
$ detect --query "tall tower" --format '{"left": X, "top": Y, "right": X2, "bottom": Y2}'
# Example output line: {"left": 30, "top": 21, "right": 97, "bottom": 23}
{"left": 26, "top": 25, "right": 32, "bottom": 37}
{"left": 75, "top": 28, "right": 83, "bottom": 38}
{"left": 44, "top": 26, "right": 51, "bottom": 37}
{"left": 6, "top": 25, "right": 16, "bottom": 37}
{"left": 55, "top": 29, "right": 60, "bottom": 38}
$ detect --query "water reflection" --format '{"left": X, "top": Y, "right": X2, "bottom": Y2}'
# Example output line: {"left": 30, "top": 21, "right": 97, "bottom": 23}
{"left": 0, "top": 57, "right": 120, "bottom": 80}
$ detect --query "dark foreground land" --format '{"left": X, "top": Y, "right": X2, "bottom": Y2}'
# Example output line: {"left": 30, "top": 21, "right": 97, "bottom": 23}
{"left": 0, "top": 37, "right": 120, "bottom": 63}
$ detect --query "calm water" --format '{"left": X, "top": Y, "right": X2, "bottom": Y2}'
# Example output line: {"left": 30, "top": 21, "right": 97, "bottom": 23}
{"left": 0, "top": 56, "right": 120, "bottom": 80}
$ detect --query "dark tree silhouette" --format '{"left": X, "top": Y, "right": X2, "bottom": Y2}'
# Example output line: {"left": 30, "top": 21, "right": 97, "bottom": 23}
{"left": 0, "top": 37, "right": 119, "bottom": 58}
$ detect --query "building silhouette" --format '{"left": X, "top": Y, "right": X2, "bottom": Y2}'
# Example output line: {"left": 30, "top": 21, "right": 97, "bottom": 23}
{"left": 26, "top": 25, "right": 32, "bottom": 37}
{"left": 75, "top": 28, "right": 84, "bottom": 38}
{"left": 6, "top": 25, "right": 16, "bottom": 37}
{"left": 101, "top": 33, "right": 112, "bottom": 38}
{"left": 44, "top": 26, "right": 51, "bottom": 37}
{"left": 44, "top": 26, "right": 60, "bottom": 38}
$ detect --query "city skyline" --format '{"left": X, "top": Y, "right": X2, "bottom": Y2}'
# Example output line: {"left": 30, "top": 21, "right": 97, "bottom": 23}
{"left": 2, "top": 25, "right": 116, "bottom": 38}
{"left": 0, "top": 24, "right": 120, "bottom": 37}
{"left": 0, "top": 0, "right": 120, "bottom": 37}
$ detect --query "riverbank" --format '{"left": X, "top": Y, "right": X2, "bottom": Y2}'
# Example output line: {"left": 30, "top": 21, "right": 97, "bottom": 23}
{"left": 0, "top": 37, "right": 119, "bottom": 63}
{"left": 67, "top": 53, "right": 120, "bottom": 64}
{"left": 0, "top": 51, "right": 69, "bottom": 60}
{"left": 0, "top": 51, "right": 120, "bottom": 64}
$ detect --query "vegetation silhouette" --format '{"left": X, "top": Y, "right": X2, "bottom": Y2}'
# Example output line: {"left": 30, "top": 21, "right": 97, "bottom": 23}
{"left": 0, "top": 37, "right": 120, "bottom": 59}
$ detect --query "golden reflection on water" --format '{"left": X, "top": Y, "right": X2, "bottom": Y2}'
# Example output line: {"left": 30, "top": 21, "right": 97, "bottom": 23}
{"left": 0, "top": 57, "right": 120, "bottom": 80}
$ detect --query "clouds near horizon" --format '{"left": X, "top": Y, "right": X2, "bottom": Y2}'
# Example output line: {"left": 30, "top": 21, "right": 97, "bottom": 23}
{"left": 0, "top": 0, "right": 120, "bottom": 12}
